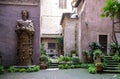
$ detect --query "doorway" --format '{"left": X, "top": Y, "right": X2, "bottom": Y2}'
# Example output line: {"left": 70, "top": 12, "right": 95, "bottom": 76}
{"left": 99, "top": 35, "right": 108, "bottom": 55}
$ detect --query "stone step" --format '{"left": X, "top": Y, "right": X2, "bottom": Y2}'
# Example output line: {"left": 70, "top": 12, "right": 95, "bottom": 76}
{"left": 103, "top": 69, "right": 120, "bottom": 73}
{"left": 104, "top": 60, "right": 118, "bottom": 62}
{"left": 104, "top": 56, "right": 112, "bottom": 58}
{"left": 107, "top": 65, "right": 118, "bottom": 67}
{"left": 48, "top": 63, "right": 59, "bottom": 68}
{"left": 102, "top": 56, "right": 120, "bottom": 73}
{"left": 48, "top": 66, "right": 58, "bottom": 68}
{"left": 104, "top": 67, "right": 118, "bottom": 70}
{"left": 104, "top": 56, "right": 113, "bottom": 60}
{"left": 106, "top": 62, "right": 119, "bottom": 65}
{"left": 48, "top": 63, "right": 59, "bottom": 66}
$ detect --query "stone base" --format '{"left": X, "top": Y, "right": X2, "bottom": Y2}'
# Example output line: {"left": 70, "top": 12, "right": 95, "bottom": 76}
{"left": 12, "top": 65, "right": 35, "bottom": 68}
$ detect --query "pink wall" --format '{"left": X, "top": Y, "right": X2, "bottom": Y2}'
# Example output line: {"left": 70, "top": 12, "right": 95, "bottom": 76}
{"left": 81, "top": 0, "right": 112, "bottom": 50}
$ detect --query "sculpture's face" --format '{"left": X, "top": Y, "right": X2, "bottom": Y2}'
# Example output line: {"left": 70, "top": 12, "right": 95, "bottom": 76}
{"left": 22, "top": 10, "right": 28, "bottom": 21}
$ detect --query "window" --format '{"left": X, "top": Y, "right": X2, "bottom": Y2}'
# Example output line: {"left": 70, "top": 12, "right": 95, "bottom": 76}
{"left": 48, "top": 43, "right": 56, "bottom": 49}
{"left": 59, "top": 0, "right": 67, "bottom": 9}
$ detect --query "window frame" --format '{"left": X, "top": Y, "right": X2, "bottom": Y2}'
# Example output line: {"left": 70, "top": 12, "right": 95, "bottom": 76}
{"left": 48, "top": 43, "right": 56, "bottom": 49}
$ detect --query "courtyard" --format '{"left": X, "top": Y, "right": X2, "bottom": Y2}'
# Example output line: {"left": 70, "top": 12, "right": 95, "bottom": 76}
{"left": 0, "top": 69, "right": 119, "bottom": 79}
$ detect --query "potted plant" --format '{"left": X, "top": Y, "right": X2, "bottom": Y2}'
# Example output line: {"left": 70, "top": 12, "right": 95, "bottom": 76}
{"left": 88, "top": 65, "right": 97, "bottom": 74}
{"left": 40, "top": 55, "right": 49, "bottom": 69}
{"left": 82, "top": 50, "right": 89, "bottom": 63}
{"left": 112, "top": 51, "right": 120, "bottom": 61}
{"left": 95, "top": 62, "right": 103, "bottom": 72}
{"left": 93, "top": 49, "right": 102, "bottom": 60}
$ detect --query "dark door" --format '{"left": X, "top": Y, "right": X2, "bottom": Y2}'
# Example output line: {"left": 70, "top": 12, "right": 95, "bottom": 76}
{"left": 99, "top": 35, "right": 108, "bottom": 55}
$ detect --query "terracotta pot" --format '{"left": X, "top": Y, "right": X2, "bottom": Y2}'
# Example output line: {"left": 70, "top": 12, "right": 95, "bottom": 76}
{"left": 96, "top": 65, "right": 102, "bottom": 72}
{"left": 40, "top": 64, "right": 47, "bottom": 69}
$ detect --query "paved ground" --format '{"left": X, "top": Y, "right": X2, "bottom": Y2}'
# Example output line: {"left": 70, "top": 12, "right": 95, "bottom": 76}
{"left": 0, "top": 69, "right": 120, "bottom": 79}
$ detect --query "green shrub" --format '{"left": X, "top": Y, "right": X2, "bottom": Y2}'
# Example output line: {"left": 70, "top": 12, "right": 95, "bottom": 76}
{"left": 26, "top": 67, "right": 34, "bottom": 72}
{"left": 88, "top": 65, "right": 96, "bottom": 74}
{"left": 70, "top": 64, "right": 75, "bottom": 69}
{"left": 118, "top": 63, "right": 120, "bottom": 71}
{"left": 58, "top": 55, "right": 71, "bottom": 63}
{"left": 93, "top": 49, "right": 102, "bottom": 60}
{"left": 80, "top": 64, "right": 88, "bottom": 68}
{"left": 18, "top": 68, "right": 26, "bottom": 72}
{"left": 0, "top": 65, "right": 4, "bottom": 74}
{"left": 64, "top": 64, "right": 70, "bottom": 69}
{"left": 112, "top": 51, "right": 120, "bottom": 61}
{"left": 71, "top": 56, "right": 80, "bottom": 64}
{"left": 48, "top": 59, "right": 52, "bottom": 65}
{"left": 26, "top": 66, "right": 40, "bottom": 72}
{"left": 40, "top": 55, "right": 49, "bottom": 64}
{"left": 32, "top": 65, "right": 40, "bottom": 71}
{"left": 89, "top": 42, "right": 102, "bottom": 50}
{"left": 58, "top": 65, "right": 64, "bottom": 69}
{"left": 7, "top": 65, "right": 40, "bottom": 73}
{"left": 102, "top": 62, "right": 107, "bottom": 68}
{"left": 7, "top": 67, "right": 18, "bottom": 72}
{"left": 74, "top": 64, "right": 81, "bottom": 68}
{"left": 40, "top": 43, "right": 46, "bottom": 55}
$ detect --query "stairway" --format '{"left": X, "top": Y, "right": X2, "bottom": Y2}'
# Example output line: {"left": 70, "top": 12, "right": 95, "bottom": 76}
{"left": 47, "top": 62, "right": 59, "bottom": 68}
{"left": 103, "top": 56, "right": 120, "bottom": 73}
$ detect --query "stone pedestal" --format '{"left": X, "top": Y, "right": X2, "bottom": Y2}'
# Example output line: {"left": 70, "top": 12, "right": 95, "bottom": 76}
{"left": 16, "top": 20, "right": 34, "bottom": 66}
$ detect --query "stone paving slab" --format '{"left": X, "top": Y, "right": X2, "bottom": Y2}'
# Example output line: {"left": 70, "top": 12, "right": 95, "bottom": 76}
{"left": 0, "top": 69, "right": 119, "bottom": 79}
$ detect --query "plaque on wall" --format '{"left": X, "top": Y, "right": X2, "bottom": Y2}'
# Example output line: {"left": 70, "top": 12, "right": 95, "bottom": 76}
{"left": 0, "top": 0, "right": 39, "bottom": 6}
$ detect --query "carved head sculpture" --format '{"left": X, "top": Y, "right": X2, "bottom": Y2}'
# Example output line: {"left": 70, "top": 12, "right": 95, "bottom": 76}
{"left": 21, "top": 10, "right": 29, "bottom": 21}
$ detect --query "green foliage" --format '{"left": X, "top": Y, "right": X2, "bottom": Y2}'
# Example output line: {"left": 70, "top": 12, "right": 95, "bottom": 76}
{"left": 110, "top": 42, "right": 118, "bottom": 49}
{"left": 71, "top": 56, "right": 80, "bottom": 64}
{"left": 82, "top": 50, "right": 89, "bottom": 54}
{"left": 0, "top": 65, "right": 4, "bottom": 74}
{"left": 7, "top": 67, "right": 18, "bottom": 72}
{"left": 58, "top": 64, "right": 81, "bottom": 69}
{"left": 7, "top": 65, "right": 40, "bottom": 73}
{"left": 95, "top": 62, "right": 102, "bottom": 66}
{"left": 40, "top": 43, "right": 46, "bottom": 55}
{"left": 110, "top": 42, "right": 120, "bottom": 53}
{"left": 102, "top": 62, "right": 107, "bottom": 68}
{"left": 118, "top": 63, "right": 120, "bottom": 70}
{"left": 70, "top": 64, "right": 75, "bottom": 69}
{"left": 74, "top": 64, "right": 81, "bottom": 68}
{"left": 58, "top": 64, "right": 70, "bottom": 69}
{"left": 18, "top": 68, "right": 26, "bottom": 72}
{"left": 89, "top": 42, "right": 102, "bottom": 50}
{"left": 101, "top": 0, "right": 120, "bottom": 18}
{"left": 26, "top": 67, "right": 34, "bottom": 72}
{"left": 101, "top": 54, "right": 106, "bottom": 62}
{"left": 57, "top": 37, "right": 63, "bottom": 53}
{"left": 40, "top": 55, "right": 49, "bottom": 64}
{"left": 58, "top": 55, "right": 71, "bottom": 63}
{"left": 58, "top": 64, "right": 64, "bottom": 69}
{"left": 80, "top": 64, "right": 89, "bottom": 68}
{"left": 88, "top": 65, "right": 97, "bottom": 74}
{"left": 48, "top": 59, "right": 52, "bottom": 65}
{"left": 26, "top": 66, "right": 40, "bottom": 72}
{"left": 112, "top": 51, "right": 120, "bottom": 61}
{"left": 93, "top": 49, "right": 102, "bottom": 60}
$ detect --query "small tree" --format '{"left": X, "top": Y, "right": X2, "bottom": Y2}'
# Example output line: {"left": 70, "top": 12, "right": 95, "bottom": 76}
{"left": 101, "top": 0, "right": 120, "bottom": 48}
{"left": 57, "top": 37, "right": 63, "bottom": 55}
{"left": 40, "top": 43, "right": 46, "bottom": 56}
